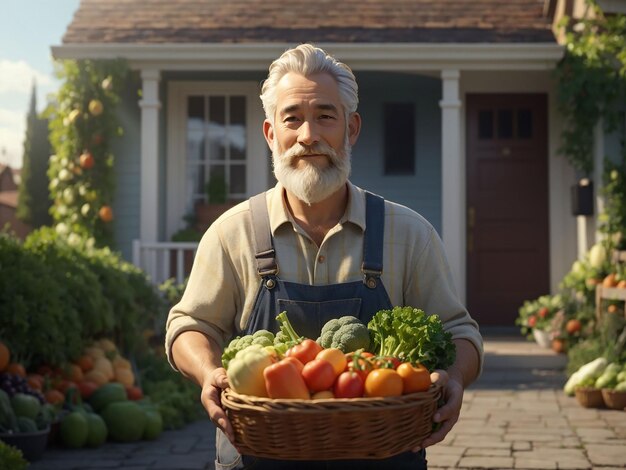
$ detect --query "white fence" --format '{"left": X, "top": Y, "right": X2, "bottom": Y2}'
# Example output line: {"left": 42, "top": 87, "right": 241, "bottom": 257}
{"left": 132, "top": 240, "right": 199, "bottom": 285}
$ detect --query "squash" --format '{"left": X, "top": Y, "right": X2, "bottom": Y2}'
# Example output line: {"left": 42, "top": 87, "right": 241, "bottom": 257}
{"left": 85, "top": 413, "right": 108, "bottom": 447}
{"left": 83, "top": 369, "right": 108, "bottom": 387}
{"left": 11, "top": 393, "right": 41, "bottom": 420}
{"left": 17, "top": 416, "right": 38, "bottom": 433}
{"left": 60, "top": 411, "right": 88, "bottom": 448}
{"left": 93, "top": 357, "right": 114, "bottom": 381}
{"left": 142, "top": 409, "right": 163, "bottom": 440}
{"left": 84, "top": 346, "right": 105, "bottom": 360}
{"left": 101, "top": 401, "right": 146, "bottom": 442}
{"left": 112, "top": 356, "right": 131, "bottom": 370}
{"left": 88, "top": 383, "right": 127, "bottom": 412}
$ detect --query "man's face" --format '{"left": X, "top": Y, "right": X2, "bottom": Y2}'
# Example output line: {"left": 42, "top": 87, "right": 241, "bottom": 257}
{"left": 263, "top": 72, "right": 361, "bottom": 204}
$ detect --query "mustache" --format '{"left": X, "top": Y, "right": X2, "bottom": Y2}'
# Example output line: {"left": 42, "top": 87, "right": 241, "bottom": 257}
{"left": 280, "top": 142, "right": 339, "bottom": 162}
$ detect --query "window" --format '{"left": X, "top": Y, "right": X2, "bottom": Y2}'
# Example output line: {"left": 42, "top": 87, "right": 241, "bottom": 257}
{"left": 384, "top": 103, "right": 415, "bottom": 175}
{"left": 187, "top": 94, "right": 247, "bottom": 204}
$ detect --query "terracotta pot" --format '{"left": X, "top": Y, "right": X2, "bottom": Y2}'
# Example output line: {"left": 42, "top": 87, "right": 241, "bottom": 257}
{"left": 195, "top": 203, "right": 235, "bottom": 232}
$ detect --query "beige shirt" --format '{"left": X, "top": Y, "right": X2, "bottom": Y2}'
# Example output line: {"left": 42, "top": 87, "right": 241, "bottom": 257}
{"left": 165, "top": 181, "right": 483, "bottom": 369}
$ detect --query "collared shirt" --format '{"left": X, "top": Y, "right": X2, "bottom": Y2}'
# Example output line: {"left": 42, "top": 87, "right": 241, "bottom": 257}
{"left": 165, "top": 181, "right": 483, "bottom": 369}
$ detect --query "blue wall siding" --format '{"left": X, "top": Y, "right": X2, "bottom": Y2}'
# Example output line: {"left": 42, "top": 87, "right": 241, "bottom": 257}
{"left": 351, "top": 72, "right": 442, "bottom": 233}
{"left": 111, "top": 73, "right": 141, "bottom": 261}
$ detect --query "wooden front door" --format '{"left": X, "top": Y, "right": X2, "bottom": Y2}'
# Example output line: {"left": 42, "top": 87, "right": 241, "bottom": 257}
{"left": 466, "top": 94, "right": 550, "bottom": 326}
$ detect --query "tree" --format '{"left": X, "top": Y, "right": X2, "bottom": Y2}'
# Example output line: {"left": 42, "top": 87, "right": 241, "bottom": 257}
{"left": 17, "top": 83, "right": 52, "bottom": 227}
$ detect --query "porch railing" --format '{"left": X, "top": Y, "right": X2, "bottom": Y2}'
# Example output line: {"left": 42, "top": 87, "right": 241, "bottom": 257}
{"left": 132, "top": 240, "right": 199, "bottom": 285}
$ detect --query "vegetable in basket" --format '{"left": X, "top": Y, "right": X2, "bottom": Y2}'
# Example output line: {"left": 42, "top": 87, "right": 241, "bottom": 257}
{"left": 367, "top": 306, "right": 456, "bottom": 371}
{"left": 317, "top": 316, "right": 370, "bottom": 353}
{"left": 274, "top": 311, "right": 305, "bottom": 355}
{"left": 226, "top": 344, "right": 273, "bottom": 397}
{"left": 222, "top": 329, "right": 275, "bottom": 369}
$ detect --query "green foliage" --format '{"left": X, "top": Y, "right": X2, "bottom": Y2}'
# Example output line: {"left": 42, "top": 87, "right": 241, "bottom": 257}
{"left": 0, "top": 230, "right": 166, "bottom": 367}
{"left": 136, "top": 350, "right": 204, "bottom": 430}
{"left": 598, "top": 159, "right": 626, "bottom": 250}
{"left": 45, "top": 59, "right": 128, "bottom": 247}
{"left": 367, "top": 306, "right": 456, "bottom": 371}
{"left": 0, "top": 441, "right": 27, "bottom": 470}
{"left": 554, "top": 1, "right": 626, "bottom": 176}
{"left": 17, "top": 83, "right": 52, "bottom": 227}
{"left": 206, "top": 173, "right": 228, "bottom": 204}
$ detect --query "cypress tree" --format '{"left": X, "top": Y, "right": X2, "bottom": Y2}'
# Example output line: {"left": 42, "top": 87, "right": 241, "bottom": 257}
{"left": 17, "top": 82, "right": 52, "bottom": 227}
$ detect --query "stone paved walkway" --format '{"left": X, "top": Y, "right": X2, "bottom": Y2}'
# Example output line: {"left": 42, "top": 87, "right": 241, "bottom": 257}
{"left": 27, "top": 332, "right": 626, "bottom": 469}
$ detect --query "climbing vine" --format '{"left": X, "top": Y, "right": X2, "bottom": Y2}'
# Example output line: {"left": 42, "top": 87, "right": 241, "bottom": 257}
{"left": 45, "top": 59, "right": 128, "bottom": 247}
{"left": 554, "top": 0, "right": 626, "bottom": 176}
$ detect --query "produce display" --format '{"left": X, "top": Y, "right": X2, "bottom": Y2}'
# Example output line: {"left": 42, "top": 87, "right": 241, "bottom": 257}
{"left": 0, "top": 337, "right": 164, "bottom": 460}
{"left": 565, "top": 356, "right": 626, "bottom": 410}
{"left": 223, "top": 307, "right": 456, "bottom": 400}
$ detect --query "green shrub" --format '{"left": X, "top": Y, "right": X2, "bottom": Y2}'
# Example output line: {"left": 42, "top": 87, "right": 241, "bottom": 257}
{"left": 0, "top": 441, "right": 27, "bottom": 470}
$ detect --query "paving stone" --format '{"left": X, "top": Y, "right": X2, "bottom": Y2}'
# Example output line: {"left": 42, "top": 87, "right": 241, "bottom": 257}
{"left": 555, "top": 459, "right": 594, "bottom": 469}
{"left": 586, "top": 443, "right": 626, "bottom": 466}
{"left": 465, "top": 448, "right": 511, "bottom": 457}
{"left": 151, "top": 453, "right": 213, "bottom": 469}
{"left": 514, "top": 457, "right": 558, "bottom": 469}
{"left": 457, "top": 456, "right": 515, "bottom": 468}
{"left": 512, "top": 441, "right": 532, "bottom": 451}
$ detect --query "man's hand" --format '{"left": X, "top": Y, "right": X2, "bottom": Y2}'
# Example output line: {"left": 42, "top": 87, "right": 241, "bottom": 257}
{"left": 200, "top": 367, "right": 236, "bottom": 444}
{"left": 412, "top": 369, "right": 464, "bottom": 451}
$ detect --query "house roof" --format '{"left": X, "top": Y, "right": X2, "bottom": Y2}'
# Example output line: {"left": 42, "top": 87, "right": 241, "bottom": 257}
{"left": 63, "top": 0, "right": 556, "bottom": 45}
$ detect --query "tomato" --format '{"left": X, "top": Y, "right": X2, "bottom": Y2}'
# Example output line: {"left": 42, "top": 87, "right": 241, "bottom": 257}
{"left": 125, "top": 385, "right": 144, "bottom": 401}
{"left": 396, "top": 362, "right": 431, "bottom": 393}
{"left": 316, "top": 348, "right": 347, "bottom": 376}
{"left": 565, "top": 319, "right": 581, "bottom": 334}
{"left": 301, "top": 359, "right": 336, "bottom": 392}
{"left": 286, "top": 339, "right": 323, "bottom": 365}
{"left": 77, "top": 381, "right": 99, "bottom": 399}
{"left": 373, "top": 356, "right": 401, "bottom": 369}
{"left": 538, "top": 307, "right": 549, "bottom": 319}
{"left": 333, "top": 371, "right": 364, "bottom": 398}
{"left": 364, "top": 368, "right": 403, "bottom": 397}
{"left": 528, "top": 315, "right": 537, "bottom": 327}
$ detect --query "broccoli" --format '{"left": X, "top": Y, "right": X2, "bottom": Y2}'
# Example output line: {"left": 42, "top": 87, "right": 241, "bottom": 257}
{"left": 221, "top": 330, "right": 275, "bottom": 368}
{"left": 317, "top": 316, "right": 370, "bottom": 353}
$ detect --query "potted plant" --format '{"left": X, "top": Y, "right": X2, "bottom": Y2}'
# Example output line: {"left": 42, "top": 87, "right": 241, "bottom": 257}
{"left": 194, "top": 173, "right": 236, "bottom": 232}
{"left": 516, "top": 294, "right": 563, "bottom": 348}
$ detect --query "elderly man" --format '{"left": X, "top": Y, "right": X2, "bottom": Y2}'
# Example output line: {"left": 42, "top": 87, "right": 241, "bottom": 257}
{"left": 166, "top": 43, "right": 483, "bottom": 470}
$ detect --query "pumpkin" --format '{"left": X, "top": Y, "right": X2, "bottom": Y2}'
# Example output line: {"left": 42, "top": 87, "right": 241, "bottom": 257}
{"left": 113, "top": 368, "right": 134, "bottom": 387}
{"left": 6, "top": 362, "right": 26, "bottom": 377}
{"left": 112, "top": 356, "right": 131, "bottom": 370}
{"left": 77, "top": 355, "right": 94, "bottom": 373}
{"left": 45, "top": 389, "right": 65, "bottom": 406}
{"left": 97, "top": 338, "right": 117, "bottom": 353}
{"left": 63, "top": 364, "right": 84, "bottom": 383}
{"left": 0, "top": 341, "right": 9, "bottom": 371}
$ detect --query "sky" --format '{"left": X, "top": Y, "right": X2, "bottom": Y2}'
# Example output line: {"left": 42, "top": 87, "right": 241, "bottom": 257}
{"left": 0, "top": 0, "right": 81, "bottom": 169}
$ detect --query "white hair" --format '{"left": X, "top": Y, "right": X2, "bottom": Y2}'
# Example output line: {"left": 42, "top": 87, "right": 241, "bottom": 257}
{"left": 260, "top": 44, "right": 359, "bottom": 123}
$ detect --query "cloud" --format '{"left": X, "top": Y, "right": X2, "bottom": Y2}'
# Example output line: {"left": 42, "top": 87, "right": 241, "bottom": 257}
{"left": 0, "top": 108, "right": 26, "bottom": 168}
{"left": 0, "top": 59, "right": 53, "bottom": 95}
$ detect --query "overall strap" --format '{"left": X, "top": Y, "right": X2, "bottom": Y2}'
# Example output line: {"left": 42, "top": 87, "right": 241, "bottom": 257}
{"left": 362, "top": 192, "right": 385, "bottom": 284}
{"left": 249, "top": 193, "right": 278, "bottom": 277}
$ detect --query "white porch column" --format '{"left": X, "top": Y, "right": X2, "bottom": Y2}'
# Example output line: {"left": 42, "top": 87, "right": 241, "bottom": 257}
{"left": 593, "top": 118, "right": 605, "bottom": 243}
{"left": 439, "top": 69, "right": 465, "bottom": 302}
{"left": 139, "top": 69, "right": 161, "bottom": 243}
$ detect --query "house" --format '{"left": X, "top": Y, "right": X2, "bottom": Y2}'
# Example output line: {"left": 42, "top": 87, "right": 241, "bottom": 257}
{"left": 51, "top": 0, "right": 623, "bottom": 326}
{"left": 0, "top": 164, "right": 31, "bottom": 240}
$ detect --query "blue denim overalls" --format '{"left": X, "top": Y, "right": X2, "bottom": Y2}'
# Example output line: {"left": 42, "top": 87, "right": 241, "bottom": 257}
{"left": 214, "top": 191, "right": 427, "bottom": 470}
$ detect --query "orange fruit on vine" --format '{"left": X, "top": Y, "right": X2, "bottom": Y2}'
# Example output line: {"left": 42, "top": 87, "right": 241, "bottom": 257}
{"left": 0, "top": 341, "right": 9, "bottom": 371}
{"left": 99, "top": 206, "right": 113, "bottom": 222}
{"left": 79, "top": 151, "right": 95, "bottom": 169}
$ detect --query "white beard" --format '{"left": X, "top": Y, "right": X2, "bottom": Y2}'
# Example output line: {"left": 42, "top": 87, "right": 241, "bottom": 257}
{"left": 272, "top": 136, "right": 351, "bottom": 205}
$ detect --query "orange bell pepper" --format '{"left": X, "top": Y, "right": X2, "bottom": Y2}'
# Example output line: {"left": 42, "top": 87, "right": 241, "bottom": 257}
{"left": 263, "top": 358, "right": 310, "bottom": 399}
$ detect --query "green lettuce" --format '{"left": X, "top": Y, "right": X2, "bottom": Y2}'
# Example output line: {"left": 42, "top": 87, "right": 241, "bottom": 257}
{"left": 367, "top": 306, "right": 456, "bottom": 371}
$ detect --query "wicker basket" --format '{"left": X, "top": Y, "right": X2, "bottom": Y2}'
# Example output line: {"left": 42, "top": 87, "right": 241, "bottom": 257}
{"left": 601, "top": 389, "right": 626, "bottom": 410}
{"left": 221, "top": 384, "right": 442, "bottom": 460}
{"left": 574, "top": 387, "right": 605, "bottom": 408}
